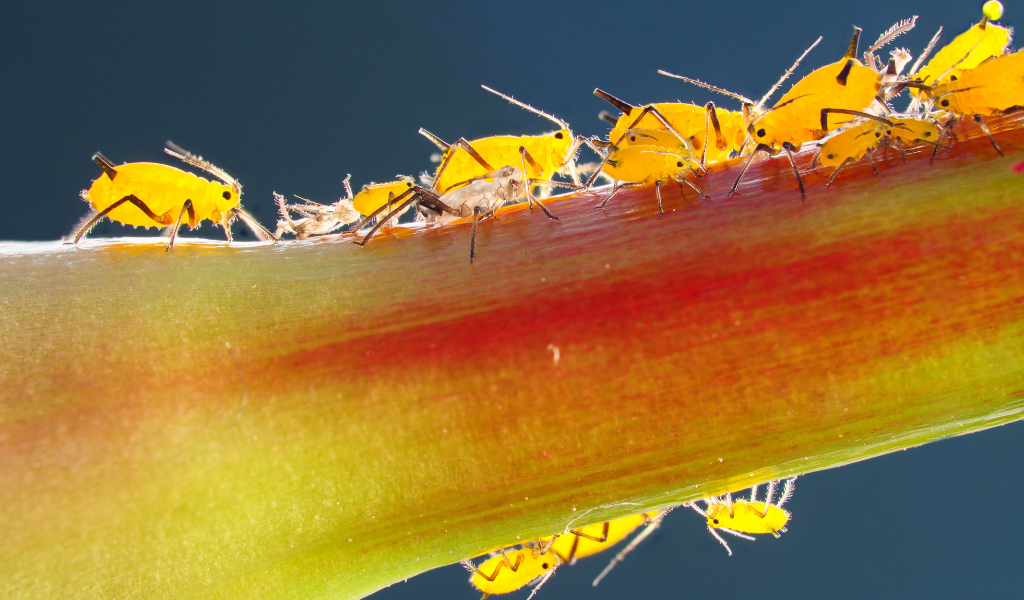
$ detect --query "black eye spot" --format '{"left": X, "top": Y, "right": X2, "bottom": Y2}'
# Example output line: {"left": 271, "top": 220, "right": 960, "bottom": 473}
{"left": 677, "top": 161, "right": 684, "bottom": 167}
{"left": 941, "top": 99, "right": 950, "bottom": 107}
{"left": 554, "top": 132, "right": 564, "bottom": 139}
{"left": 222, "top": 191, "right": 231, "bottom": 199}
{"left": 950, "top": 75, "right": 958, "bottom": 81}
{"left": 924, "top": 131, "right": 932, "bottom": 137}
{"left": 630, "top": 136, "right": 636, "bottom": 142}
{"left": 713, "top": 519, "right": 720, "bottom": 525}
{"left": 542, "top": 563, "right": 550, "bottom": 569}
{"left": 827, "top": 154, "right": 836, "bottom": 159}
{"left": 406, "top": 182, "right": 413, "bottom": 187}
{"left": 757, "top": 128, "right": 766, "bottom": 138}
{"left": 875, "top": 132, "right": 882, "bottom": 138}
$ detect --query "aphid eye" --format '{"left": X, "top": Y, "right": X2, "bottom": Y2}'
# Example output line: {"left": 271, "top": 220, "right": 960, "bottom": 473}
{"left": 924, "top": 132, "right": 932, "bottom": 137}
{"left": 713, "top": 519, "right": 720, "bottom": 525}
{"left": 554, "top": 132, "right": 564, "bottom": 139}
{"left": 542, "top": 563, "right": 550, "bottom": 569}
{"left": 677, "top": 161, "right": 684, "bottom": 167}
{"left": 406, "top": 182, "right": 413, "bottom": 187}
{"left": 827, "top": 154, "right": 836, "bottom": 159}
{"left": 950, "top": 75, "right": 958, "bottom": 81}
{"left": 875, "top": 132, "right": 881, "bottom": 138}
{"left": 756, "top": 128, "right": 766, "bottom": 138}
{"left": 941, "top": 99, "right": 950, "bottom": 107}
{"left": 630, "top": 136, "right": 636, "bottom": 142}
{"left": 222, "top": 191, "right": 231, "bottom": 199}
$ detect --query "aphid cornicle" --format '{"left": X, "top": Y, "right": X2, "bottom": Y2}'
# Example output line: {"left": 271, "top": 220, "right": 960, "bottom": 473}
{"left": 74, "top": 143, "right": 275, "bottom": 249}
{"left": 689, "top": 477, "right": 797, "bottom": 556}
{"left": 421, "top": 86, "right": 594, "bottom": 220}
{"left": 462, "top": 546, "right": 559, "bottom": 600}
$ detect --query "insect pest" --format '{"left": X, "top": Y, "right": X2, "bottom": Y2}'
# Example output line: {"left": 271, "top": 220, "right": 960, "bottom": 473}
{"left": 73, "top": 142, "right": 275, "bottom": 249}
{"left": 421, "top": 86, "right": 594, "bottom": 219}
{"left": 689, "top": 477, "right": 797, "bottom": 556}
{"left": 357, "top": 167, "right": 525, "bottom": 263}
{"left": 463, "top": 545, "right": 559, "bottom": 600}
{"left": 274, "top": 175, "right": 360, "bottom": 239}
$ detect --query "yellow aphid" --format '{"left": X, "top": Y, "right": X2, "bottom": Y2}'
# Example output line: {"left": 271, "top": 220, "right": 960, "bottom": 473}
{"left": 599, "top": 144, "right": 709, "bottom": 215}
{"left": 594, "top": 89, "right": 746, "bottom": 166}
{"left": 422, "top": 86, "right": 591, "bottom": 220}
{"left": 752, "top": 29, "right": 881, "bottom": 150}
{"left": 690, "top": 477, "right": 797, "bottom": 556}
{"left": 463, "top": 546, "right": 558, "bottom": 599}
{"left": 932, "top": 50, "right": 1024, "bottom": 117}
{"left": 352, "top": 177, "right": 418, "bottom": 220}
{"left": 914, "top": 6, "right": 1011, "bottom": 88}
{"left": 706, "top": 501, "right": 790, "bottom": 535}
{"left": 818, "top": 116, "right": 940, "bottom": 184}
{"left": 542, "top": 510, "right": 661, "bottom": 564}
{"left": 74, "top": 143, "right": 274, "bottom": 249}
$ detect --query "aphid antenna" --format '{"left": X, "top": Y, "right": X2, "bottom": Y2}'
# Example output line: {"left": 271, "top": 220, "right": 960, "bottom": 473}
{"left": 342, "top": 174, "right": 354, "bottom": 201}
{"left": 524, "top": 568, "right": 556, "bottom": 600}
{"left": 908, "top": 27, "right": 944, "bottom": 77}
{"left": 481, "top": 85, "right": 570, "bottom": 131}
{"left": 657, "top": 71, "right": 754, "bottom": 105}
{"left": 591, "top": 510, "right": 670, "bottom": 587}
{"left": 686, "top": 501, "right": 709, "bottom": 518}
{"left": 777, "top": 477, "right": 798, "bottom": 508}
{"left": 164, "top": 141, "right": 240, "bottom": 193}
{"left": 754, "top": 36, "right": 823, "bottom": 113}
{"left": 934, "top": 39, "right": 984, "bottom": 84}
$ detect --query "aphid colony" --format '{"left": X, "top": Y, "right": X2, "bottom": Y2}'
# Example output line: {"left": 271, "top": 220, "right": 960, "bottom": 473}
{"left": 72, "top": 1, "right": 1019, "bottom": 262}
{"left": 461, "top": 478, "right": 797, "bottom": 599}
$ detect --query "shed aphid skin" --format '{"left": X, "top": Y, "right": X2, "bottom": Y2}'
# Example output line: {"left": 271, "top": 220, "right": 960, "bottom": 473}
{"left": 912, "top": 1, "right": 1012, "bottom": 91}
{"left": 690, "top": 477, "right": 797, "bottom": 556}
{"left": 421, "top": 85, "right": 592, "bottom": 220}
{"left": 463, "top": 546, "right": 559, "bottom": 600}
{"left": 274, "top": 175, "right": 360, "bottom": 239}
{"left": 73, "top": 143, "right": 275, "bottom": 250}
{"left": 598, "top": 142, "right": 711, "bottom": 216}
{"left": 930, "top": 48, "right": 1024, "bottom": 155}
{"left": 356, "top": 167, "right": 525, "bottom": 263}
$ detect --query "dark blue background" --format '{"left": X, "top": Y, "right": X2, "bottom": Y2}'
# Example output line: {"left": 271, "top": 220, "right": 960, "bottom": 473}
{"left": 2, "top": 1, "right": 1022, "bottom": 597}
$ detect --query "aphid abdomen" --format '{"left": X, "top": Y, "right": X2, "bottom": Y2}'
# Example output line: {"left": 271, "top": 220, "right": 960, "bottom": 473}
{"left": 87, "top": 163, "right": 205, "bottom": 227}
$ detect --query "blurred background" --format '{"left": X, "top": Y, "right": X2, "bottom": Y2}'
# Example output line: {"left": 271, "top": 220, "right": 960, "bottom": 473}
{"left": 2, "top": 0, "right": 1022, "bottom": 596}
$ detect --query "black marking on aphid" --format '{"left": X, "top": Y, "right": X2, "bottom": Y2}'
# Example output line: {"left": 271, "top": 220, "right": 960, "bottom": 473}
{"left": 836, "top": 60, "right": 854, "bottom": 86}
{"left": 222, "top": 190, "right": 232, "bottom": 199}
{"left": 92, "top": 153, "right": 118, "bottom": 180}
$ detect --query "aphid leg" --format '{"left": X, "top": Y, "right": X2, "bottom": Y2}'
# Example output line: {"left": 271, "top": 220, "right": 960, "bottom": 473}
{"left": 234, "top": 207, "right": 278, "bottom": 242}
{"left": 562, "top": 135, "right": 592, "bottom": 186}
{"left": 568, "top": 521, "right": 611, "bottom": 544}
{"left": 433, "top": 138, "right": 496, "bottom": 194}
{"left": 867, "top": 148, "right": 880, "bottom": 178}
{"left": 765, "top": 480, "right": 777, "bottom": 506}
{"left": 469, "top": 205, "right": 483, "bottom": 264}
{"left": 819, "top": 109, "right": 894, "bottom": 133}
{"left": 655, "top": 181, "right": 664, "bottom": 217}
{"left": 781, "top": 142, "right": 806, "bottom": 202}
{"left": 826, "top": 158, "right": 855, "bottom": 187}
{"left": 358, "top": 193, "right": 423, "bottom": 247}
{"left": 519, "top": 147, "right": 560, "bottom": 221}
{"left": 592, "top": 516, "right": 664, "bottom": 587}
{"left": 585, "top": 150, "right": 613, "bottom": 190}
{"left": 619, "top": 105, "right": 699, "bottom": 161}
{"left": 687, "top": 501, "right": 708, "bottom": 518}
{"left": 720, "top": 528, "right": 757, "bottom": 541}
{"left": 72, "top": 194, "right": 167, "bottom": 245}
{"left": 930, "top": 118, "right": 958, "bottom": 165}
{"left": 598, "top": 182, "right": 641, "bottom": 210}
{"left": 728, "top": 144, "right": 771, "bottom": 198}
{"left": 750, "top": 484, "right": 759, "bottom": 503}
{"left": 974, "top": 115, "right": 1004, "bottom": 156}
{"left": 463, "top": 551, "right": 525, "bottom": 582}
{"left": 895, "top": 137, "right": 908, "bottom": 163}
{"left": 166, "top": 200, "right": 196, "bottom": 251}
{"left": 351, "top": 187, "right": 422, "bottom": 235}
{"left": 707, "top": 527, "right": 733, "bottom": 556}
{"left": 776, "top": 477, "right": 797, "bottom": 508}
{"left": 724, "top": 492, "right": 734, "bottom": 517}
{"left": 677, "top": 175, "right": 711, "bottom": 202}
